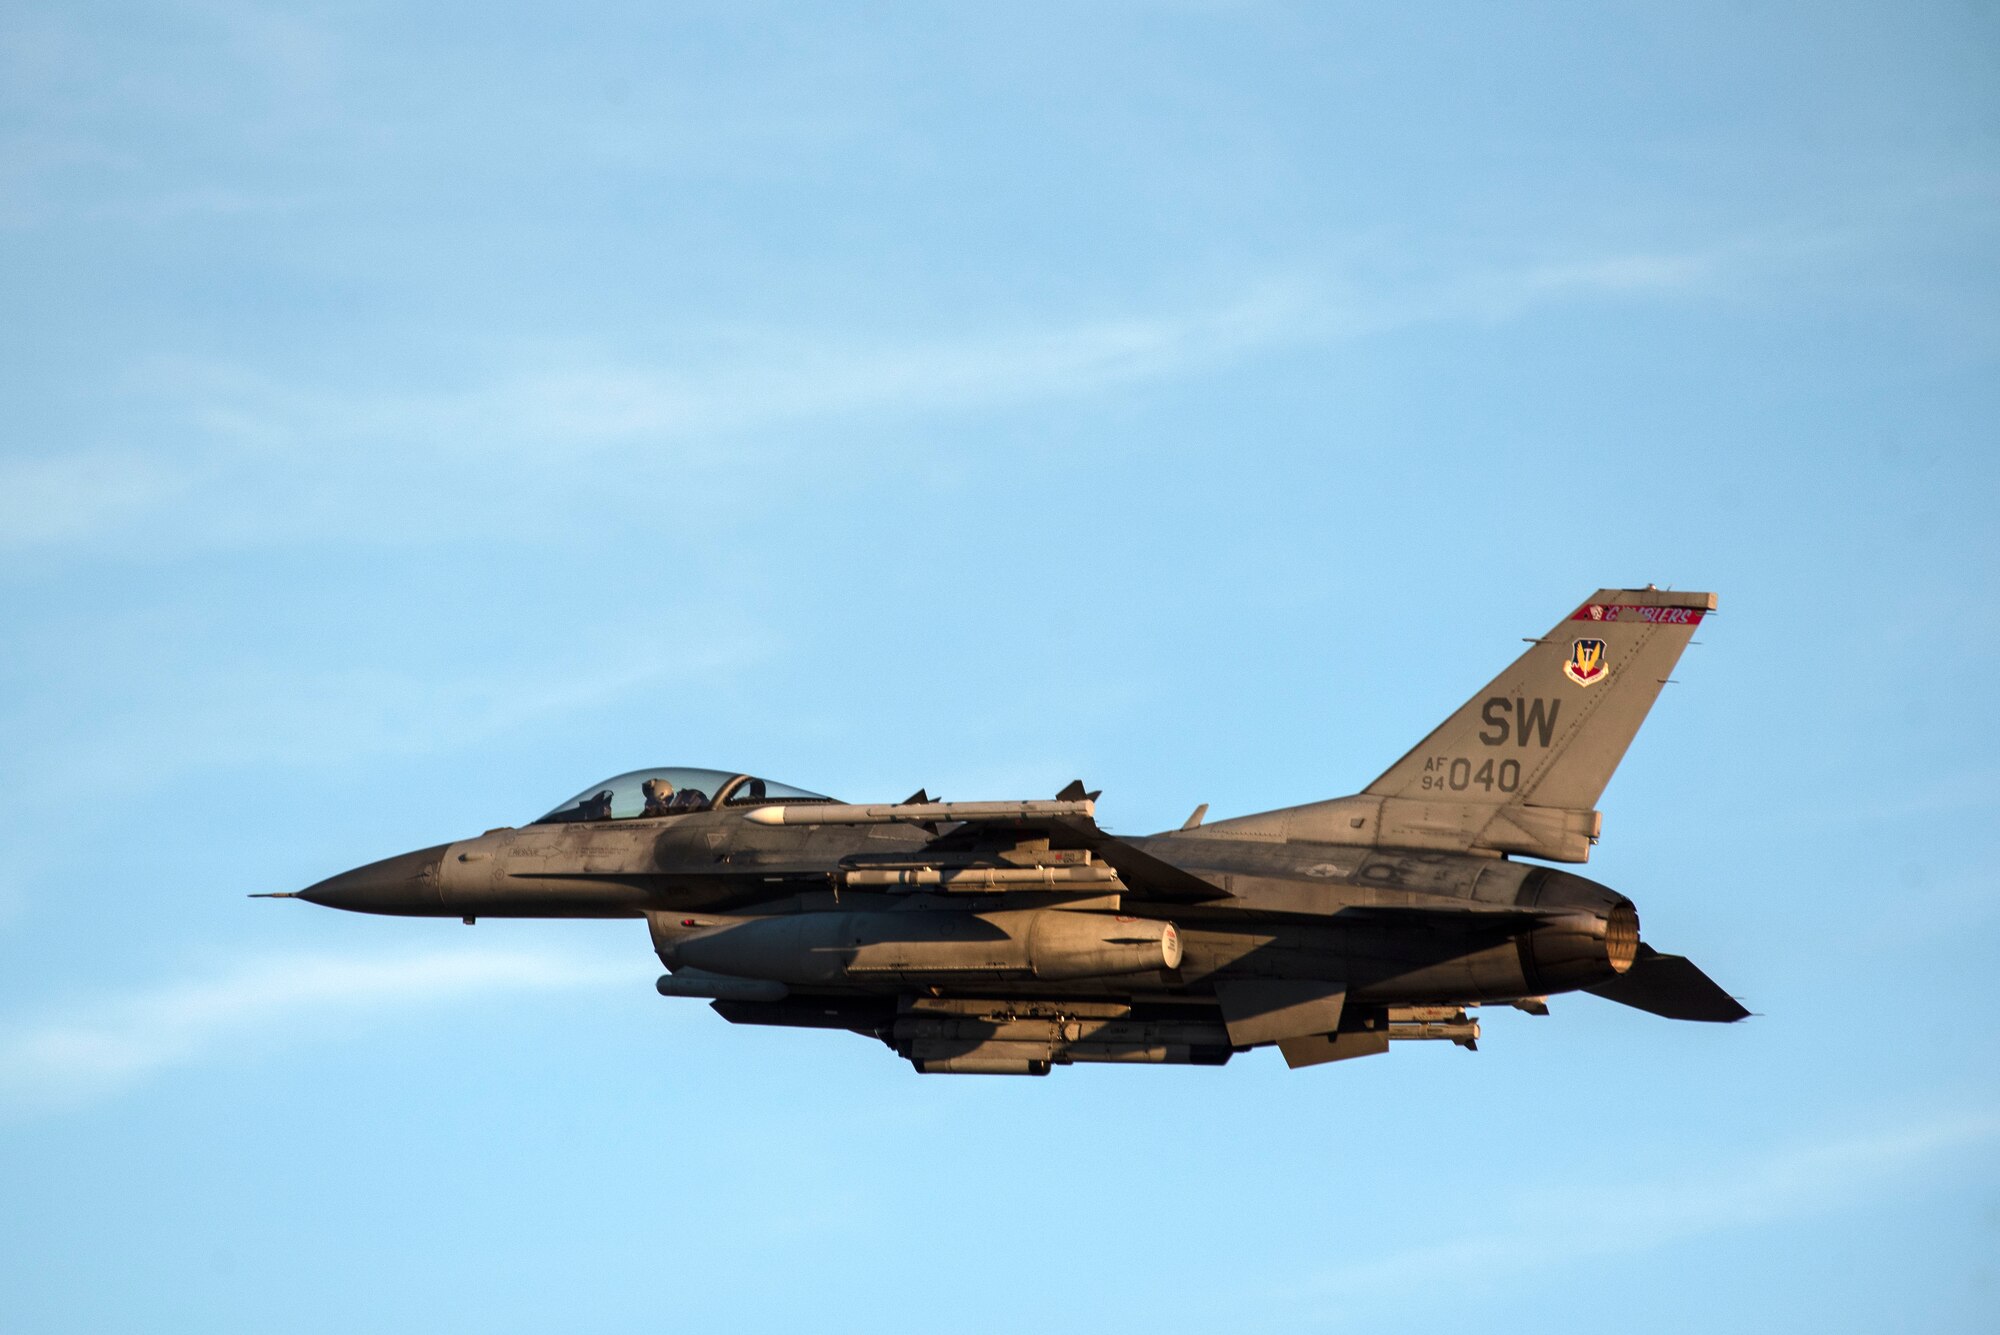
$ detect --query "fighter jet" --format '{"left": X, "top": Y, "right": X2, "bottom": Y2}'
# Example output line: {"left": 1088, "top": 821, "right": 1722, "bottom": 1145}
{"left": 265, "top": 587, "right": 1745, "bottom": 1075}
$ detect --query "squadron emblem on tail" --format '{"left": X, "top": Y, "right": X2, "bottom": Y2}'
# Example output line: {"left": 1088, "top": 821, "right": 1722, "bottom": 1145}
{"left": 1564, "top": 637, "right": 1609, "bottom": 686}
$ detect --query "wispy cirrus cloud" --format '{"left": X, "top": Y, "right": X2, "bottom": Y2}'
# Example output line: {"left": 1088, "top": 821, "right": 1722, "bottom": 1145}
{"left": 2, "top": 286, "right": 1316, "bottom": 554}
{"left": 1, "top": 250, "right": 1725, "bottom": 555}
{"left": 154, "top": 252, "right": 1725, "bottom": 457}
{"left": 6, "top": 290, "right": 1315, "bottom": 556}
{"left": 0, "top": 449, "right": 192, "bottom": 547}
{"left": 25, "top": 640, "right": 757, "bottom": 785}
{"left": 0, "top": 947, "right": 634, "bottom": 1118}
{"left": 147, "top": 281, "right": 1320, "bottom": 457}
{"left": 1294, "top": 1109, "right": 2000, "bottom": 1307}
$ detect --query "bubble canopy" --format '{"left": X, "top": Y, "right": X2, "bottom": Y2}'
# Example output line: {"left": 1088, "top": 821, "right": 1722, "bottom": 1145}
{"left": 532, "top": 768, "right": 835, "bottom": 824}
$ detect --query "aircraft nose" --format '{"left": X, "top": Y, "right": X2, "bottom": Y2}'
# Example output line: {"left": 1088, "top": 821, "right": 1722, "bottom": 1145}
{"left": 298, "top": 844, "right": 450, "bottom": 915}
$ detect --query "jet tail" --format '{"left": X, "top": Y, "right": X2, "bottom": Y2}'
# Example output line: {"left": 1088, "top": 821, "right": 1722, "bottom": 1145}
{"left": 1366, "top": 587, "right": 1713, "bottom": 811}
{"left": 1198, "top": 588, "right": 1714, "bottom": 861}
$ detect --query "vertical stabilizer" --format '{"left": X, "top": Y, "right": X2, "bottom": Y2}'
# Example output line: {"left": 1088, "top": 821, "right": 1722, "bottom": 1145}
{"left": 1364, "top": 588, "right": 1713, "bottom": 815}
{"left": 1196, "top": 588, "right": 1715, "bottom": 861}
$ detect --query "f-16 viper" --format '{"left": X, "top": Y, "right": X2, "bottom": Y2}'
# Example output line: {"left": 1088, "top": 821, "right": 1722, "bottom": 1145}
{"left": 265, "top": 587, "right": 1745, "bottom": 1075}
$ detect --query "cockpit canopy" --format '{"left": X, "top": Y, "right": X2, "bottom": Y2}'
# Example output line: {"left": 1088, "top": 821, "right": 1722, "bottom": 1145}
{"left": 532, "top": 768, "right": 834, "bottom": 825}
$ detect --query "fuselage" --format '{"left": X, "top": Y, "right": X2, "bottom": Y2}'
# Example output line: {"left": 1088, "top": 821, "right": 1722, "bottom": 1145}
{"left": 299, "top": 802, "right": 1639, "bottom": 1014}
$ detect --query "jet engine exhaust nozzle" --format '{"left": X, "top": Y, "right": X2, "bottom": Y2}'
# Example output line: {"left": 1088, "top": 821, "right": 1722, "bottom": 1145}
{"left": 1606, "top": 901, "right": 1639, "bottom": 974}
{"left": 1517, "top": 901, "right": 1642, "bottom": 995}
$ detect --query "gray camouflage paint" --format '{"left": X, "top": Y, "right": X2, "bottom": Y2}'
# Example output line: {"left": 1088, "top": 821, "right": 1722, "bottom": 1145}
{"left": 276, "top": 588, "right": 1744, "bottom": 1076}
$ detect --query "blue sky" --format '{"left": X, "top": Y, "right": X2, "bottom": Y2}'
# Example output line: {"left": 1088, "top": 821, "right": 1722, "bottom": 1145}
{"left": 2, "top": 3, "right": 1996, "bottom": 1331}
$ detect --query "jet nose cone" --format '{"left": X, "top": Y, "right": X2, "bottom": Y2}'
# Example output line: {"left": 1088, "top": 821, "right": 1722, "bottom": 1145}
{"left": 299, "top": 845, "right": 450, "bottom": 915}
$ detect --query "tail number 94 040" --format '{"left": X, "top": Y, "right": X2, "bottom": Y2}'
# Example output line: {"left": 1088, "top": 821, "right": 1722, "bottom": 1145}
{"left": 1420, "top": 756, "right": 1522, "bottom": 794}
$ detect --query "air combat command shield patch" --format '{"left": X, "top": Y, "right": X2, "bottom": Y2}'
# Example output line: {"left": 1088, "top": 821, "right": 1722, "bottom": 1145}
{"left": 1564, "top": 637, "right": 1609, "bottom": 686}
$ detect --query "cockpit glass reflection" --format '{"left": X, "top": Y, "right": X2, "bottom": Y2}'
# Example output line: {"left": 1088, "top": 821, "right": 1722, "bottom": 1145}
{"left": 531, "top": 768, "right": 833, "bottom": 824}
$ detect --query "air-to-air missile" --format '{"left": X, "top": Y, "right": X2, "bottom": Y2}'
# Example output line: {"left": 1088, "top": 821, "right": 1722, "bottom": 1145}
{"left": 265, "top": 587, "right": 1745, "bottom": 1076}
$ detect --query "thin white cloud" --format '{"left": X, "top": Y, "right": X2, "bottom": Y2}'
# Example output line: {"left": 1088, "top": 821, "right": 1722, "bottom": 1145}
{"left": 0, "top": 947, "right": 633, "bottom": 1118}
{"left": 155, "top": 261, "right": 1649, "bottom": 453}
{"left": 102, "top": 186, "right": 314, "bottom": 224}
{"left": 138, "top": 282, "right": 1318, "bottom": 459}
{"left": 0, "top": 3, "right": 339, "bottom": 230}
{"left": 1516, "top": 251, "right": 1716, "bottom": 297}
{"left": 0, "top": 598, "right": 772, "bottom": 790}
{"left": 0, "top": 450, "right": 189, "bottom": 547}
{"left": 160, "top": 259, "right": 1707, "bottom": 456}
{"left": 2, "top": 250, "right": 1719, "bottom": 555}
{"left": 1373, "top": 248, "right": 1720, "bottom": 330}
{"left": 1297, "top": 1109, "right": 2000, "bottom": 1304}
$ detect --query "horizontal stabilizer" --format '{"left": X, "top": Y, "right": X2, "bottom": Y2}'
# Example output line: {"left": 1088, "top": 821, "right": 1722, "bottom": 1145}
{"left": 1586, "top": 944, "right": 1747, "bottom": 1022}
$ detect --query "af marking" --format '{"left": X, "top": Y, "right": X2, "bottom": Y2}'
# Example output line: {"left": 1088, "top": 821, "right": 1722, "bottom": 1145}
{"left": 1420, "top": 754, "right": 1523, "bottom": 794}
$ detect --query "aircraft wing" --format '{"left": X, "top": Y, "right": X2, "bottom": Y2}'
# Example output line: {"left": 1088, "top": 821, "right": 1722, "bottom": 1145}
{"left": 900, "top": 812, "right": 1230, "bottom": 904}
{"left": 1044, "top": 816, "right": 1234, "bottom": 903}
{"left": 772, "top": 783, "right": 1234, "bottom": 904}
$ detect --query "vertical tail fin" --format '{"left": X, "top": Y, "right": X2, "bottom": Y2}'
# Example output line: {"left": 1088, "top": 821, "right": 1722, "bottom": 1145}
{"left": 1199, "top": 588, "right": 1715, "bottom": 861}
{"left": 1367, "top": 588, "right": 1714, "bottom": 812}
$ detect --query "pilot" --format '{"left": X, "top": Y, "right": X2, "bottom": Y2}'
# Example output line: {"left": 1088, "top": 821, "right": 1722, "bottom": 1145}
{"left": 669, "top": 785, "right": 709, "bottom": 812}
{"left": 641, "top": 778, "right": 677, "bottom": 817}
